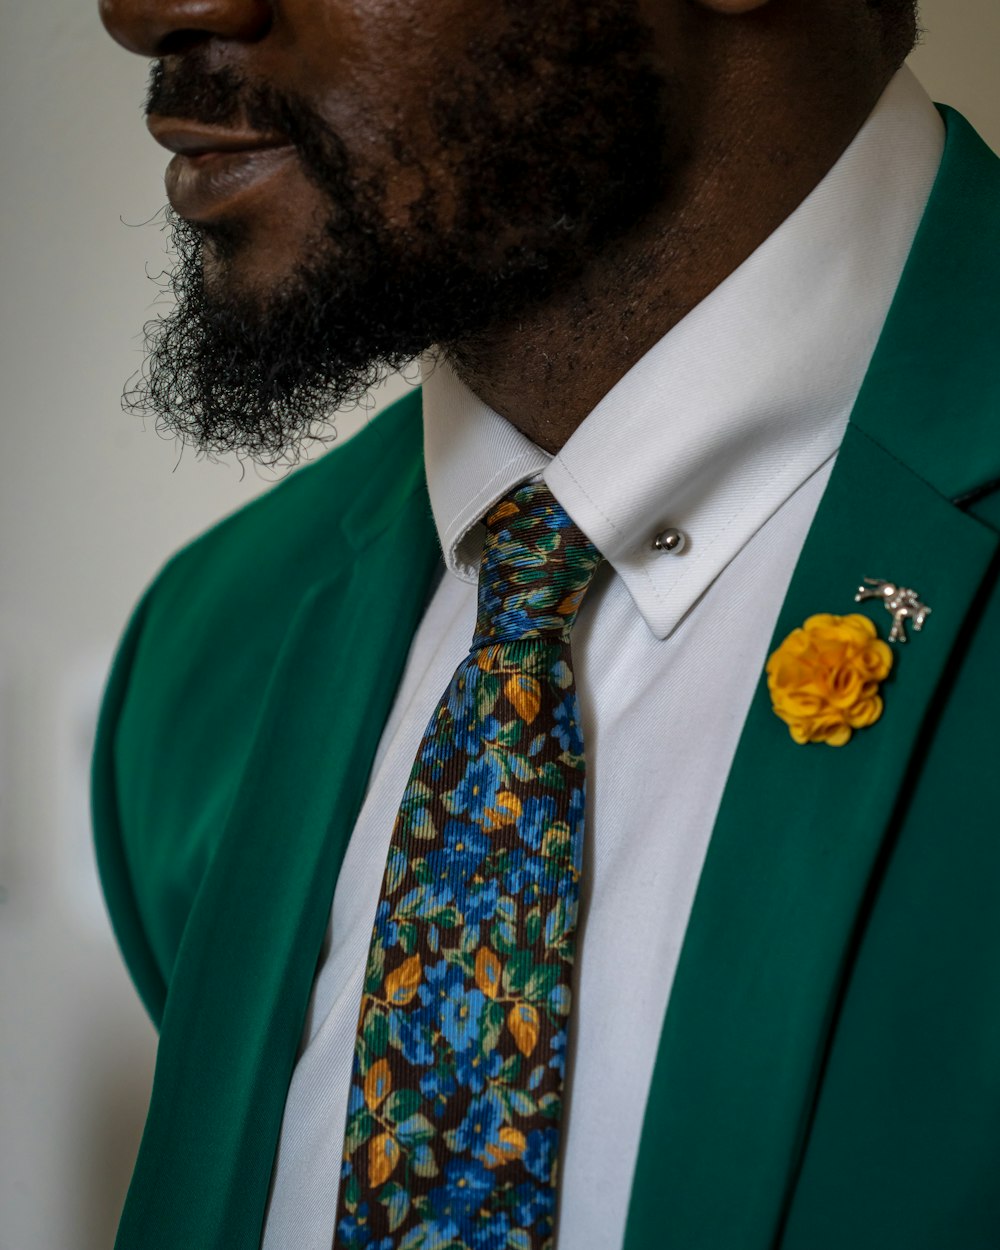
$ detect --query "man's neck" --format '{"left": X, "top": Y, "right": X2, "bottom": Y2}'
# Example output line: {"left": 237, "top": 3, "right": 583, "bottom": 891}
{"left": 446, "top": 67, "right": 896, "bottom": 454}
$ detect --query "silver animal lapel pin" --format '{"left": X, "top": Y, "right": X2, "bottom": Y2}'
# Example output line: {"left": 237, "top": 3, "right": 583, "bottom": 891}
{"left": 854, "top": 578, "right": 931, "bottom": 644}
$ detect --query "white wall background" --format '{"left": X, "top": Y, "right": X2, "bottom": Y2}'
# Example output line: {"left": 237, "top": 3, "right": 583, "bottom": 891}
{"left": 1, "top": 3, "right": 998, "bottom": 1247}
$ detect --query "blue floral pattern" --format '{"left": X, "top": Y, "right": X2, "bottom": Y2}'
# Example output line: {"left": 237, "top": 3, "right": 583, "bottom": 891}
{"left": 335, "top": 482, "right": 601, "bottom": 1250}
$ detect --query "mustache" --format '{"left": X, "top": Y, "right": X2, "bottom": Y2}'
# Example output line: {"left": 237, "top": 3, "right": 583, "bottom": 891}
{"left": 145, "top": 57, "right": 300, "bottom": 139}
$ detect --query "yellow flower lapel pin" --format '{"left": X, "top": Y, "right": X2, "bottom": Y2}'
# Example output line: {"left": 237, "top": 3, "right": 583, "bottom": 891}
{"left": 766, "top": 578, "right": 931, "bottom": 747}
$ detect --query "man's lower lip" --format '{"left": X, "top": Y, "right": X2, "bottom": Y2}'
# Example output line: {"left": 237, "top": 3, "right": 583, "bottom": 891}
{"left": 164, "top": 146, "right": 297, "bottom": 221}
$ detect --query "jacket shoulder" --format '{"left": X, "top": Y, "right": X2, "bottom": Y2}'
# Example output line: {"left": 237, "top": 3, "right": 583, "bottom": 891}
{"left": 158, "top": 386, "right": 426, "bottom": 595}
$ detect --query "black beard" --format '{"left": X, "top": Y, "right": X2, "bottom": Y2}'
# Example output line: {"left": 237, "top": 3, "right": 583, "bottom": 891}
{"left": 129, "top": 1, "right": 678, "bottom": 464}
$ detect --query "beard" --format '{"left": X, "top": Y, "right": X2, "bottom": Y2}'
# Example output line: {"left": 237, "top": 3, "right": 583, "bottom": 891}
{"left": 130, "top": 0, "right": 677, "bottom": 464}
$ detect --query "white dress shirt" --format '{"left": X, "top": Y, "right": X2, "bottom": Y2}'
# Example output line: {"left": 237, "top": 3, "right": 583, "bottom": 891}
{"left": 262, "top": 66, "right": 944, "bottom": 1250}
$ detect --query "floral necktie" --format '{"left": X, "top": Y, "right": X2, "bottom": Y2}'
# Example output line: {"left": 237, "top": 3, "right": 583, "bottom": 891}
{"left": 334, "top": 480, "right": 603, "bottom": 1250}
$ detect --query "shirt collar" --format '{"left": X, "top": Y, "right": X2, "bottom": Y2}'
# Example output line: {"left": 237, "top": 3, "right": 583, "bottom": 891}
{"left": 421, "top": 66, "right": 944, "bottom": 639}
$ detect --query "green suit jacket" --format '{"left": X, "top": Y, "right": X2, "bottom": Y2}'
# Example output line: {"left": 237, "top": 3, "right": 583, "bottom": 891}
{"left": 94, "top": 106, "right": 1000, "bottom": 1249}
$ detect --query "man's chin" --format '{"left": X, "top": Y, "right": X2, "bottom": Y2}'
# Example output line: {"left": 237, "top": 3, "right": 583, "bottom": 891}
{"left": 128, "top": 215, "right": 406, "bottom": 464}
{"left": 196, "top": 226, "right": 315, "bottom": 307}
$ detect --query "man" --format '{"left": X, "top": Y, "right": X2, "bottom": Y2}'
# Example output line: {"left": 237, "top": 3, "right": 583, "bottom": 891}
{"left": 93, "top": 0, "right": 1000, "bottom": 1247}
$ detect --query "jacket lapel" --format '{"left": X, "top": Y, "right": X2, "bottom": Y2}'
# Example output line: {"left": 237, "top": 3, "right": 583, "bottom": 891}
{"left": 624, "top": 107, "right": 1000, "bottom": 1250}
{"left": 115, "top": 473, "right": 441, "bottom": 1250}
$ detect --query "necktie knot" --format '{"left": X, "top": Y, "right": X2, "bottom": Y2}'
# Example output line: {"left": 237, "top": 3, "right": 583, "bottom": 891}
{"left": 472, "top": 480, "right": 602, "bottom": 648}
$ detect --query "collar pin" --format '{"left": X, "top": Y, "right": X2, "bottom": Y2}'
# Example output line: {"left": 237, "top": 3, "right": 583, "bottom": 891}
{"left": 652, "top": 527, "right": 687, "bottom": 555}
